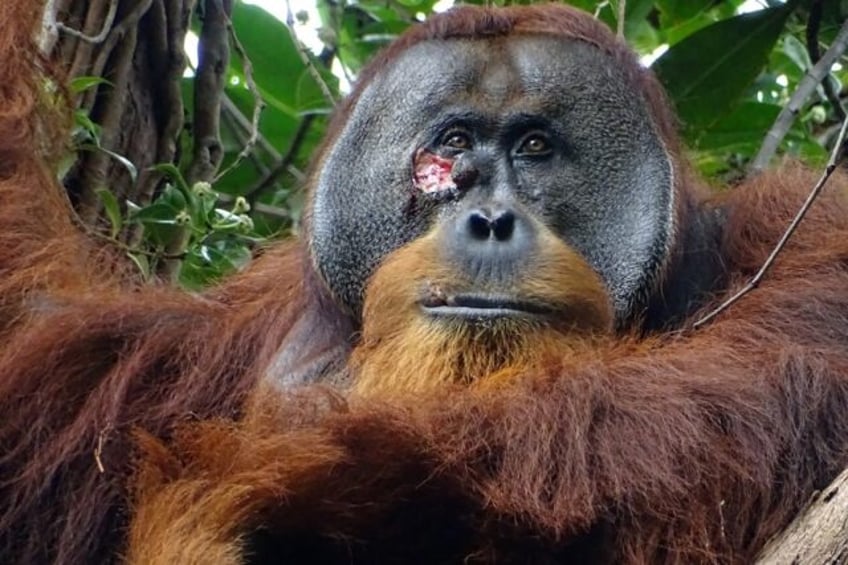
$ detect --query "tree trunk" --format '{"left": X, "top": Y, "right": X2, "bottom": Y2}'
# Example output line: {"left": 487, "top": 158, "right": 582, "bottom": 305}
{"left": 756, "top": 468, "right": 848, "bottom": 563}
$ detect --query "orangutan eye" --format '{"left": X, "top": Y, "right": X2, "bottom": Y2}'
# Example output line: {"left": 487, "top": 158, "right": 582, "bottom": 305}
{"left": 517, "top": 134, "right": 551, "bottom": 156}
{"left": 442, "top": 131, "right": 472, "bottom": 151}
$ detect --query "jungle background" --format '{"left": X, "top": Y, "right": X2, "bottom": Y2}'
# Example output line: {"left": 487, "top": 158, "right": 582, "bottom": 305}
{"left": 41, "top": 0, "right": 848, "bottom": 288}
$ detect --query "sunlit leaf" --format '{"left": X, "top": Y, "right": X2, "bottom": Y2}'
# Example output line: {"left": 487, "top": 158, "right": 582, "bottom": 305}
{"left": 69, "top": 76, "right": 112, "bottom": 94}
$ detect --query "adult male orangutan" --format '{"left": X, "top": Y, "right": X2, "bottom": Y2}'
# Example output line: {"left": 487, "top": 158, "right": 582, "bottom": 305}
{"left": 1, "top": 2, "right": 848, "bottom": 564}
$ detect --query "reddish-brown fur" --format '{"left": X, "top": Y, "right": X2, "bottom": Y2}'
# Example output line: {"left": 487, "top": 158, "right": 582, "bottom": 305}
{"left": 0, "top": 6, "right": 310, "bottom": 561}
{"left": 128, "top": 165, "right": 848, "bottom": 563}
{"left": 352, "top": 226, "right": 614, "bottom": 395}
{"left": 2, "top": 3, "right": 848, "bottom": 564}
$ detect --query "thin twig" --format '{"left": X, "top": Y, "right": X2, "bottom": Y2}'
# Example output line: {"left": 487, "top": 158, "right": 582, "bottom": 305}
{"left": 805, "top": 0, "right": 846, "bottom": 121}
{"left": 214, "top": 17, "right": 266, "bottom": 182}
{"left": 593, "top": 1, "right": 610, "bottom": 19}
{"left": 56, "top": 0, "right": 118, "bottom": 44}
{"left": 221, "top": 95, "right": 305, "bottom": 182}
{"left": 221, "top": 107, "right": 271, "bottom": 176}
{"left": 93, "top": 425, "right": 112, "bottom": 474}
{"left": 68, "top": 204, "right": 187, "bottom": 260}
{"left": 244, "top": 32, "right": 330, "bottom": 195}
{"left": 68, "top": 0, "right": 121, "bottom": 82}
{"left": 285, "top": 0, "right": 337, "bottom": 106}
{"left": 616, "top": 0, "right": 627, "bottom": 39}
{"left": 243, "top": 114, "right": 314, "bottom": 201}
{"left": 750, "top": 18, "right": 848, "bottom": 173}
{"left": 239, "top": 46, "right": 334, "bottom": 195}
{"left": 694, "top": 115, "right": 848, "bottom": 329}
{"left": 81, "top": 0, "right": 156, "bottom": 112}
{"left": 222, "top": 96, "right": 280, "bottom": 160}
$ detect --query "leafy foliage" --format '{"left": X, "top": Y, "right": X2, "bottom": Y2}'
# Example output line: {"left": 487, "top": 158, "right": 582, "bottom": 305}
{"left": 60, "top": 0, "right": 848, "bottom": 286}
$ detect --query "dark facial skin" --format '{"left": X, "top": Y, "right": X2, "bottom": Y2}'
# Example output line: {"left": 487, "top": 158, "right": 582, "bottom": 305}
{"left": 310, "top": 35, "right": 674, "bottom": 323}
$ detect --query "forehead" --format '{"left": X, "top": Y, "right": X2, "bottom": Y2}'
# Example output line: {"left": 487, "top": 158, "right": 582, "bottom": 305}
{"left": 369, "top": 35, "right": 627, "bottom": 113}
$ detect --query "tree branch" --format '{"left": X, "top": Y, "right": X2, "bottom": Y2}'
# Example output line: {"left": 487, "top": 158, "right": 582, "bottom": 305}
{"left": 40, "top": 0, "right": 61, "bottom": 53}
{"left": 285, "top": 0, "right": 337, "bottom": 106}
{"left": 755, "top": 468, "right": 848, "bottom": 563}
{"left": 213, "top": 16, "right": 265, "bottom": 183}
{"left": 616, "top": 0, "right": 626, "bottom": 39}
{"left": 161, "top": 0, "right": 233, "bottom": 281}
{"left": 240, "top": 46, "right": 333, "bottom": 200}
{"left": 220, "top": 103, "right": 270, "bottom": 176}
{"left": 243, "top": 114, "right": 313, "bottom": 202}
{"left": 805, "top": 0, "right": 846, "bottom": 121}
{"left": 128, "top": 0, "right": 195, "bottom": 247}
{"left": 81, "top": 0, "right": 156, "bottom": 112}
{"left": 187, "top": 0, "right": 232, "bottom": 184}
{"left": 694, "top": 114, "right": 848, "bottom": 329}
{"left": 56, "top": 0, "right": 118, "bottom": 45}
{"left": 222, "top": 96, "right": 281, "bottom": 161}
{"left": 67, "top": 0, "right": 117, "bottom": 81}
{"left": 749, "top": 17, "right": 848, "bottom": 173}
{"left": 76, "top": 22, "right": 140, "bottom": 224}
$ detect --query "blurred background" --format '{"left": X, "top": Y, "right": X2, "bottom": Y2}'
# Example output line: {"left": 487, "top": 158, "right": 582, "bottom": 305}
{"left": 42, "top": 0, "right": 848, "bottom": 286}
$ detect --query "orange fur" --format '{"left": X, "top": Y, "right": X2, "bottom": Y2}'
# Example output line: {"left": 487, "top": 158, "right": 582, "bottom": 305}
{"left": 126, "top": 166, "right": 848, "bottom": 564}
{"left": 2, "top": 2, "right": 848, "bottom": 564}
{"left": 126, "top": 400, "right": 346, "bottom": 564}
{"left": 353, "top": 226, "right": 613, "bottom": 395}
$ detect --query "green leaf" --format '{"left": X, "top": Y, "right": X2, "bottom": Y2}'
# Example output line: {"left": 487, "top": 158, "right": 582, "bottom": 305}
{"left": 211, "top": 208, "right": 244, "bottom": 230}
{"left": 782, "top": 34, "right": 810, "bottom": 72}
{"left": 129, "top": 200, "right": 183, "bottom": 248}
{"left": 126, "top": 200, "right": 142, "bottom": 215}
{"left": 692, "top": 101, "right": 781, "bottom": 152}
{"left": 149, "top": 163, "right": 191, "bottom": 196}
{"left": 653, "top": 2, "right": 798, "bottom": 130}
{"left": 784, "top": 137, "right": 828, "bottom": 166}
{"left": 178, "top": 238, "right": 252, "bottom": 289}
{"left": 78, "top": 143, "right": 138, "bottom": 182}
{"left": 230, "top": 3, "right": 338, "bottom": 117}
{"left": 225, "top": 83, "right": 296, "bottom": 152}
{"left": 129, "top": 201, "right": 181, "bottom": 224}
{"left": 126, "top": 252, "right": 151, "bottom": 280}
{"left": 394, "top": 0, "right": 428, "bottom": 8}
{"left": 148, "top": 163, "right": 204, "bottom": 227}
{"left": 657, "top": 0, "right": 713, "bottom": 24}
{"left": 73, "top": 110, "right": 101, "bottom": 141}
{"left": 69, "top": 76, "right": 112, "bottom": 94}
{"left": 95, "top": 188, "right": 123, "bottom": 238}
{"left": 162, "top": 183, "right": 188, "bottom": 210}
{"left": 659, "top": 13, "right": 719, "bottom": 47}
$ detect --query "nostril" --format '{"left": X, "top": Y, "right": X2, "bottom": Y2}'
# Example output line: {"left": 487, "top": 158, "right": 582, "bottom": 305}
{"left": 467, "top": 211, "right": 492, "bottom": 241}
{"left": 466, "top": 209, "right": 517, "bottom": 242}
{"left": 491, "top": 210, "right": 515, "bottom": 241}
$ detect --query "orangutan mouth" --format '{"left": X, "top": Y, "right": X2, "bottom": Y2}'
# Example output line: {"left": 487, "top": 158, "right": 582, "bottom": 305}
{"left": 420, "top": 291, "right": 552, "bottom": 319}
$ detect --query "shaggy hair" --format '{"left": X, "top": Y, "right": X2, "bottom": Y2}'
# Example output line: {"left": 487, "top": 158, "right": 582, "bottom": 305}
{"left": 128, "top": 164, "right": 848, "bottom": 564}
{"left": 1, "top": 3, "right": 847, "bottom": 564}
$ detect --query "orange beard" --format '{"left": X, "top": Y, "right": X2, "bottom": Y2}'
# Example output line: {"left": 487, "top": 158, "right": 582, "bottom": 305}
{"left": 351, "top": 228, "right": 614, "bottom": 396}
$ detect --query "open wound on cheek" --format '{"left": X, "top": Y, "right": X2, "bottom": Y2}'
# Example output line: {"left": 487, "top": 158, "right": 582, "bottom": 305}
{"left": 413, "top": 149, "right": 456, "bottom": 194}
